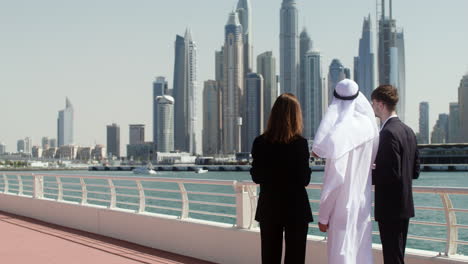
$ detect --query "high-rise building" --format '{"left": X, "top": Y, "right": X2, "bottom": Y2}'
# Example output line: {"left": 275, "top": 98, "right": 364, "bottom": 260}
{"left": 17, "top": 139, "right": 25, "bottom": 153}
{"left": 106, "top": 123, "right": 120, "bottom": 158}
{"left": 172, "top": 30, "right": 202, "bottom": 154}
{"left": 304, "top": 50, "right": 323, "bottom": 140}
{"left": 223, "top": 11, "right": 244, "bottom": 154}
{"left": 431, "top": 113, "right": 449, "bottom": 144}
{"left": 245, "top": 73, "right": 264, "bottom": 150}
{"left": 215, "top": 48, "right": 224, "bottom": 83}
{"left": 448, "top": 102, "right": 460, "bottom": 143}
{"left": 354, "top": 15, "right": 375, "bottom": 101}
{"left": 459, "top": 74, "right": 468, "bottom": 142}
{"left": 129, "top": 124, "right": 145, "bottom": 145}
{"left": 24, "top": 137, "right": 32, "bottom": 154}
{"left": 328, "top": 59, "right": 346, "bottom": 104}
{"left": 280, "top": 0, "right": 299, "bottom": 95}
{"left": 257, "top": 51, "right": 277, "bottom": 128}
{"left": 299, "top": 28, "right": 312, "bottom": 111}
{"left": 378, "top": 0, "right": 406, "bottom": 121}
{"left": 49, "top": 138, "right": 57, "bottom": 148}
{"left": 57, "top": 97, "right": 74, "bottom": 147}
{"left": 419, "top": 102, "right": 429, "bottom": 144}
{"left": 0, "top": 143, "right": 6, "bottom": 155}
{"left": 173, "top": 34, "right": 186, "bottom": 152}
{"left": 236, "top": 0, "right": 252, "bottom": 75}
{"left": 203, "top": 80, "right": 221, "bottom": 155}
{"left": 41, "top": 137, "right": 49, "bottom": 150}
{"left": 153, "top": 76, "right": 167, "bottom": 147}
{"left": 156, "top": 95, "right": 175, "bottom": 152}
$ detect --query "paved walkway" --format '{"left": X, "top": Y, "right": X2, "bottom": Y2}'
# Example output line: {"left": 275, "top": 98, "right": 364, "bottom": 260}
{"left": 0, "top": 211, "right": 215, "bottom": 264}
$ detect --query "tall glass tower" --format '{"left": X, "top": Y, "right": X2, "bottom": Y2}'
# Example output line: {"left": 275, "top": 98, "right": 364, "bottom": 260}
{"left": 57, "top": 97, "right": 74, "bottom": 147}
{"left": 280, "top": 0, "right": 299, "bottom": 96}
{"left": 236, "top": 0, "right": 253, "bottom": 75}
{"left": 354, "top": 15, "right": 375, "bottom": 101}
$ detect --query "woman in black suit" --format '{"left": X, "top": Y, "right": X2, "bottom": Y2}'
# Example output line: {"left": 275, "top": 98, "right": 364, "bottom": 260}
{"left": 250, "top": 93, "right": 313, "bottom": 264}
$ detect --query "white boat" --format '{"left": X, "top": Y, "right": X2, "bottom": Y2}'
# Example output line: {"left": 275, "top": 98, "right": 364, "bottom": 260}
{"left": 195, "top": 168, "right": 208, "bottom": 174}
{"left": 132, "top": 163, "right": 157, "bottom": 175}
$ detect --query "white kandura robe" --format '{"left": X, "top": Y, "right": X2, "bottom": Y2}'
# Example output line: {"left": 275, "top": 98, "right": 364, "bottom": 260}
{"left": 312, "top": 79, "right": 379, "bottom": 264}
{"left": 318, "top": 139, "right": 378, "bottom": 264}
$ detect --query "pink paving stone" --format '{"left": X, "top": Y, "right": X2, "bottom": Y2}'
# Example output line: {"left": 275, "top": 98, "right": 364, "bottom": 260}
{"left": 0, "top": 211, "right": 216, "bottom": 264}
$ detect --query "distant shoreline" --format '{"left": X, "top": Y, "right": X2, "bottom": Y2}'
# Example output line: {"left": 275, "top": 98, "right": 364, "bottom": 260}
{"left": 0, "top": 168, "right": 88, "bottom": 172}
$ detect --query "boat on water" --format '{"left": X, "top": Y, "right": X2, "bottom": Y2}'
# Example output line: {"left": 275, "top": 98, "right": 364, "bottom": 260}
{"left": 195, "top": 168, "right": 208, "bottom": 174}
{"left": 133, "top": 163, "right": 157, "bottom": 175}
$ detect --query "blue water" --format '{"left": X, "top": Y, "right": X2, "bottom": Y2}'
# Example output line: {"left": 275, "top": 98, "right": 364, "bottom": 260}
{"left": 3, "top": 170, "right": 468, "bottom": 255}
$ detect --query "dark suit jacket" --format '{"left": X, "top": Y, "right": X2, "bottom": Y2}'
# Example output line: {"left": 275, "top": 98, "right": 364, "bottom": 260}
{"left": 372, "top": 117, "right": 420, "bottom": 222}
{"left": 250, "top": 135, "right": 313, "bottom": 224}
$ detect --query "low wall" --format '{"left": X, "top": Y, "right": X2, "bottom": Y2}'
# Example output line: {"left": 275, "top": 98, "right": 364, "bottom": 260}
{"left": 0, "top": 193, "right": 466, "bottom": 264}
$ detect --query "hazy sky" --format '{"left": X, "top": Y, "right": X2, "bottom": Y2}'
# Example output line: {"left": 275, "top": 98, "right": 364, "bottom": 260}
{"left": 1, "top": 0, "right": 467, "bottom": 153}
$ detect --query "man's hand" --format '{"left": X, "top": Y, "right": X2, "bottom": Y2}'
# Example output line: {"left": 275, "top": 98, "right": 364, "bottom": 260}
{"left": 318, "top": 222, "right": 328, "bottom": 232}
{"left": 312, "top": 151, "right": 319, "bottom": 158}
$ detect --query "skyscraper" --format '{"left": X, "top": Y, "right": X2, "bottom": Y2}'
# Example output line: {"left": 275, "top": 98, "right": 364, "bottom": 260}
{"left": 41, "top": 137, "right": 49, "bottom": 150}
{"left": 280, "top": 0, "right": 299, "bottom": 95}
{"left": 431, "top": 114, "right": 449, "bottom": 144}
{"left": 223, "top": 11, "right": 244, "bottom": 154}
{"left": 203, "top": 80, "right": 221, "bottom": 155}
{"left": 49, "top": 139, "right": 57, "bottom": 148}
{"left": 106, "top": 123, "right": 120, "bottom": 158}
{"left": 172, "top": 30, "right": 202, "bottom": 154}
{"left": 17, "top": 139, "right": 25, "bottom": 153}
{"left": 245, "top": 73, "right": 264, "bottom": 150}
{"left": 419, "top": 102, "right": 429, "bottom": 144}
{"left": 449, "top": 102, "right": 460, "bottom": 143}
{"left": 129, "top": 124, "right": 145, "bottom": 145}
{"left": 257, "top": 51, "right": 277, "bottom": 128}
{"left": 354, "top": 15, "right": 375, "bottom": 101}
{"left": 299, "top": 28, "right": 313, "bottom": 113}
{"left": 156, "top": 95, "right": 175, "bottom": 152}
{"left": 173, "top": 34, "right": 186, "bottom": 152}
{"left": 304, "top": 50, "right": 323, "bottom": 140}
{"left": 0, "top": 143, "right": 6, "bottom": 155}
{"left": 24, "top": 137, "right": 32, "bottom": 154}
{"left": 153, "top": 76, "right": 167, "bottom": 147}
{"left": 378, "top": 0, "right": 406, "bottom": 121}
{"left": 459, "top": 74, "right": 468, "bottom": 143}
{"left": 57, "top": 97, "right": 74, "bottom": 147}
{"left": 327, "top": 59, "right": 346, "bottom": 104}
{"left": 215, "top": 48, "right": 224, "bottom": 83}
{"left": 236, "top": 0, "right": 253, "bottom": 75}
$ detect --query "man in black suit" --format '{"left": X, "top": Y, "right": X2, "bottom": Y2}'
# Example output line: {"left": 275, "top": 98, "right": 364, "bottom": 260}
{"left": 371, "top": 85, "right": 420, "bottom": 264}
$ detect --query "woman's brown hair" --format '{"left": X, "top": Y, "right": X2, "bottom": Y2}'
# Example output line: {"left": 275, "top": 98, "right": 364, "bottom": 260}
{"left": 263, "top": 93, "right": 303, "bottom": 144}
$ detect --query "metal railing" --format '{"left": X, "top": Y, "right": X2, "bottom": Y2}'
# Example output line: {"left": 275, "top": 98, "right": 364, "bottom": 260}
{"left": 0, "top": 172, "right": 467, "bottom": 256}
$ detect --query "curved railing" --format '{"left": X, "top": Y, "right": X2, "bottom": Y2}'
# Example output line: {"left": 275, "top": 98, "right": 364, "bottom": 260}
{"left": 0, "top": 172, "right": 467, "bottom": 257}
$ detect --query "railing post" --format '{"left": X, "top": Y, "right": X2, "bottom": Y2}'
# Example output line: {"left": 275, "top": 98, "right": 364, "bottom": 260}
{"left": 17, "top": 175, "right": 23, "bottom": 195}
{"left": 178, "top": 182, "right": 189, "bottom": 219}
{"left": 80, "top": 178, "right": 87, "bottom": 205}
{"left": 108, "top": 179, "right": 116, "bottom": 209}
{"left": 3, "top": 173, "right": 8, "bottom": 193}
{"left": 56, "top": 176, "right": 63, "bottom": 201}
{"left": 33, "top": 174, "right": 44, "bottom": 199}
{"left": 440, "top": 193, "right": 458, "bottom": 256}
{"left": 136, "top": 180, "right": 145, "bottom": 213}
{"left": 235, "top": 181, "right": 255, "bottom": 229}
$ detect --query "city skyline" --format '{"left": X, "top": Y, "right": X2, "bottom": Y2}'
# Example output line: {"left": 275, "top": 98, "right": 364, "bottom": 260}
{"left": 1, "top": 0, "right": 467, "bottom": 153}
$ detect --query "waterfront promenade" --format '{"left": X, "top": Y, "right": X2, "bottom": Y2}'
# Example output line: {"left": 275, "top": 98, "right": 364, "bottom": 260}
{"left": 0, "top": 210, "right": 212, "bottom": 264}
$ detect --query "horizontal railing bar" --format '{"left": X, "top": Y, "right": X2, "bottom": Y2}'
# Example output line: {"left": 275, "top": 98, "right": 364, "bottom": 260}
{"left": 189, "top": 210, "right": 236, "bottom": 218}
{"left": 455, "top": 224, "right": 468, "bottom": 229}
{"left": 146, "top": 197, "right": 182, "bottom": 203}
{"left": 145, "top": 205, "right": 182, "bottom": 212}
{"left": 84, "top": 183, "right": 110, "bottom": 188}
{"left": 44, "top": 187, "right": 59, "bottom": 190}
{"left": 59, "top": 182, "right": 81, "bottom": 186}
{"left": 188, "top": 200, "right": 236, "bottom": 208}
{"left": 309, "top": 199, "right": 320, "bottom": 203}
{"left": 62, "top": 194, "right": 82, "bottom": 200}
{"left": 116, "top": 201, "right": 139, "bottom": 206}
{"left": 407, "top": 235, "right": 446, "bottom": 242}
{"left": 87, "top": 190, "right": 110, "bottom": 195}
{"left": 451, "top": 208, "right": 468, "bottom": 213}
{"left": 455, "top": 240, "right": 468, "bottom": 245}
{"left": 186, "top": 191, "right": 236, "bottom": 197}
{"left": 144, "top": 188, "right": 180, "bottom": 193}
{"left": 414, "top": 206, "right": 445, "bottom": 211}
{"left": 410, "top": 220, "right": 446, "bottom": 227}
{"left": 62, "top": 188, "right": 82, "bottom": 193}
{"left": 115, "top": 193, "right": 139, "bottom": 198}
{"left": 87, "top": 198, "right": 110, "bottom": 203}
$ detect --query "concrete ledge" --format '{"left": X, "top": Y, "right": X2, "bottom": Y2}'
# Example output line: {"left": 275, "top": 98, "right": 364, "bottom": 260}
{"left": 1, "top": 193, "right": 467, "bottom": 264}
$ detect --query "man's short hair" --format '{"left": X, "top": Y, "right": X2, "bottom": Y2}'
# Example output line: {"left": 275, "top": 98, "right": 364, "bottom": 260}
{"left": 371, "top": 85, "right": 399, "bottom": 112}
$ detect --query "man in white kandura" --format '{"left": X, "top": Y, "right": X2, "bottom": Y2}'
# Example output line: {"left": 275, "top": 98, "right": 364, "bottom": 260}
{"left": 312, "top": 79, "right": 379, "bottom": 264}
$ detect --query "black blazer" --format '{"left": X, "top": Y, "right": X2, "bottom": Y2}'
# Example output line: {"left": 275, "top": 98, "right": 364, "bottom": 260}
{"left": 250, "top": 135, "right": 313, "bottom": 224}
{"left": 372, "top": 117, "right": 420, "bottom": 221}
